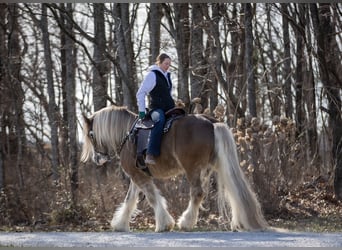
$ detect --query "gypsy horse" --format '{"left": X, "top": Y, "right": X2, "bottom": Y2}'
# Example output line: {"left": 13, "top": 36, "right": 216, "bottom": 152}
{"left": 80, "top": 105, "right": 269, "bottom": 232}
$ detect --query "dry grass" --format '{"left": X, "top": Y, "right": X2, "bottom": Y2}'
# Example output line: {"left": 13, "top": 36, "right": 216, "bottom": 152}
{"left": 0, "top": 115, "right": 340, "bottom": 233}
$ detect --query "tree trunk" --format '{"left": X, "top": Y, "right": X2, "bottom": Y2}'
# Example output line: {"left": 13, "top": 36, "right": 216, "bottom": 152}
{"left": 93, "top": 3, "right": 109, "bottom": 111}
{"left": 206, "top": 3, "right": 224, "bottom": 113}
{"left": 244, "top": 3, "right": 257, "bottom": 117}
{"left": 41, "top": 3, "right": 60, "bottom": 181}
{"left": 148, "top": 3, "right": 162, "bottom": 65}
{"left": 0, "top": 3, "right": 26, "bottom": 189}
{"left": 0, "top": 3, "right": 6, "bottom": 190}
{"left": 281, "top": 3, "right": 293, "bottom": 119}
{"left": 0, "top": 145, "right": 3, "bottom": 190}
{"left": 311, "top": 3, "right": 342, "bottom": 200}
{"left": 92, "top": 3, "right": 109, "bottom": 178}
{"left": 304, "top": 4, "right": 318, "bottom": 163}
{"left": 294, "top": 4, "right": 305, "bottom": 136}
{"left": 266, "top": 4, "right": 281, "bottom": 117}
{"left": 190, "top": 3, "right": 206, "bottom": 112}
{"left": 226, "top": 4, "right": 244, "bottom": 119}
{"left": 174, "top": 3, "right": 190, "bottom": 108}
{"left": 64, "top": 3, "right": 78, "bottom": 204}
{"left": 8, "top": 4, "right": 25, "bottom": 188}
{"left": 113, "top": 3, "right": 137, "bottom": 111}
{"left": 237, "top": 5, "right": 247, "bottom": 116}
{"left": 209, "top": 4, "right": 222, "bottom": 112}
{"left": 59, "top": 3, "right": 69, "bottom": 173}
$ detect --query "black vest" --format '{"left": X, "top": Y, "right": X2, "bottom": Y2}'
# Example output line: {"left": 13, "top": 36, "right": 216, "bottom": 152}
{"left": 150, "top": 70, "right": 175, "bottom": 112}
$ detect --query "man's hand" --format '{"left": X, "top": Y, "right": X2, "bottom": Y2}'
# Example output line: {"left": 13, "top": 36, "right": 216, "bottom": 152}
{"left": 139, "top": 111, "right": 145, "bottom": 119}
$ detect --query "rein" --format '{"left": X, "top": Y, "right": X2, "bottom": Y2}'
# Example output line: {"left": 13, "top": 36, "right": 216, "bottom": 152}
{"left": 89, "top": 116, "right": 139, "bottom": 161}
{"left": 118, "top": 116, "right": 139, "bottom": 154}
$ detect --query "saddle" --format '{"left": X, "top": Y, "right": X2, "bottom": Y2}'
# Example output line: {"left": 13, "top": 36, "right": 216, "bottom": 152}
{"left": 131, "top": 107, "right": 186, "bottom": 174}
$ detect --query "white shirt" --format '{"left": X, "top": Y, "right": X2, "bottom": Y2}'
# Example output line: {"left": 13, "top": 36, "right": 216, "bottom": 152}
{"left": 136, "top": 65, "right": 171, "bottom": 112}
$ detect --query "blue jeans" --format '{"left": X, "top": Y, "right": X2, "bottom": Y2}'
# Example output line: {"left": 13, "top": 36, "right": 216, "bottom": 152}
{"left": 147, "top": 109, "right": 165, "bottom": 157}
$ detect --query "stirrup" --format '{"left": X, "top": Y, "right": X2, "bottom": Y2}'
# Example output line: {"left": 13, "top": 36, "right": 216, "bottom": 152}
{"left": 136, "top": 155, "right": 152, "bottom": 176}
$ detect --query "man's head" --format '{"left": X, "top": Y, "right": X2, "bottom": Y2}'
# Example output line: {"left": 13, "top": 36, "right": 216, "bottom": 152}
{"left": 156, "top": 53, "right": 171, "bottom": 72}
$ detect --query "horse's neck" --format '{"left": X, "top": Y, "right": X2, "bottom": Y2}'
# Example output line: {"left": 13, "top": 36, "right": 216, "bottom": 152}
{"left": 126, "top": 115, "right": 138, "bottom": 133}
{"left": 116, "top": 110, "right": 136, "bottom": 136}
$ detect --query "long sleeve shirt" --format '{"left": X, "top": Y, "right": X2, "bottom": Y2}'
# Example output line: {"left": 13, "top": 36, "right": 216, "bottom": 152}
{"left": 136, "top": 65, "right": 172, "bottom": 113}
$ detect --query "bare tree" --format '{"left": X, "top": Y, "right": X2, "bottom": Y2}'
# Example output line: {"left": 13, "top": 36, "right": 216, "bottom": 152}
{"left": 112, "top": 3, "right": 138, "bottom": 110}
{"left": 244, "top": 3, "right": 257, "bottom": 117}
{"left": 266, "top": 4, "right": 281, "bottom": 116}
{"left": 311, "top": 3, "right": 342, "bottom": 200}
{"left": 205, "top": 3, "right": 221, "bottom": 113}
{"left": 304, "top": 4, "right": 318, "bottom": 160}
{"left": 41, "top": 3, "right": 60, "bottom": 181}
{"left": 161, "top": 4, "right": 188, "bottom": 107}
{"left": 6, "top": 4, "right": 26, "bottom": 188}
{"left": 225, "top": 4, "right": 245, "bottom": 119}
{"left": 93, "top": 3, "right": 109, "bottom": 111}
{"left": 148, "top": 3, "right": 162, "bottom": 64}
{"left": 171, "top": 3, "right": 191, "bottom": 108}
{"left": 189, "top": 4, "right": 204, "bottom": 99}
{"left": 60, "top": 3, "right": 79, "bottom": 204}
{"left": 0, "top": 3, "right": 6, "bottom": 190}
{"left": 294, "top": 4, "right": 305, "bottom": 136}
{"left": 0, "top": 144, "right": 3, "bottom": 190}
{"left": 281, "top": 3, "right": 293, "bottom": 119}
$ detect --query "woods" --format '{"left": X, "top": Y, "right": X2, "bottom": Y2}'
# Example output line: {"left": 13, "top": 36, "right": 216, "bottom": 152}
{"left": 0, "top": 3, "right": 341, "bottom": 230}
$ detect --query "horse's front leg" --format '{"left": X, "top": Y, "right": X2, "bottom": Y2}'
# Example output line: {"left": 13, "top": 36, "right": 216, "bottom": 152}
{"left": 140, "top": 181, "right": 175, "bottom": 232}
{"left": 111, "top": 180, "right": 140, "bottom": 232}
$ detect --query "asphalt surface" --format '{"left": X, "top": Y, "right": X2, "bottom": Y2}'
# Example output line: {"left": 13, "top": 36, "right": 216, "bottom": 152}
{"left": 0, "top": 231, "right": 341, "bottom": 247}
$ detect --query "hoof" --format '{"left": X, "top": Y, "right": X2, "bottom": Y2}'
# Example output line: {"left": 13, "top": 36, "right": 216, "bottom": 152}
{"left": 177, "top": 217, "right": 196, "bottom": 231}
{"left": 111, "top": 221, "right": 130, "bottom": 232}
{"left": 155, "top": 221, "right": 175, "bottom": 232}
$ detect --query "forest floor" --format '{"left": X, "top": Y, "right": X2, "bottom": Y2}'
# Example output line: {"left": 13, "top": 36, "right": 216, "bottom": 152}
{"left": 266, "top": 175, "right": 342, "bottom": 233}
{"left": 2, "top": 175, "right": 341, "bottom": 233}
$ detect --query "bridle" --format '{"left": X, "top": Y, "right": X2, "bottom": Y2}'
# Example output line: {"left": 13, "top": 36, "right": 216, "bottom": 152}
{"left": 88, "top": 116, "right": 139, "bottom": 163}
{"left": 88, "top": 130, "right": 116, "bottom": 163}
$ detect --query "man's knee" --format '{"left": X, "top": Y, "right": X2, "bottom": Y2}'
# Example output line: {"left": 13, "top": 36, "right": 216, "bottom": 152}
{"left": 151, "top": 109, "right": 165, "bottom": 123}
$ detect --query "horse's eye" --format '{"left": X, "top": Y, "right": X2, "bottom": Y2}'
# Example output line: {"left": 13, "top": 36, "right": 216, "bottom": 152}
{"left": 89, "top": 130, "right": 94, "bottom": 139}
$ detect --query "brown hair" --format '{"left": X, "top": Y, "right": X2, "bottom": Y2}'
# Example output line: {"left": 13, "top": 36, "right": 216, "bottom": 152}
{"left": 156, "top": 53, "right": 171, "bottom": 65}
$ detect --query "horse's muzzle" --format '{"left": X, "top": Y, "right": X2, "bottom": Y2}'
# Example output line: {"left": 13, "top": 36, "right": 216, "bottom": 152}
{"left": 93, "top": 152, "right": 111, "bottom": 166}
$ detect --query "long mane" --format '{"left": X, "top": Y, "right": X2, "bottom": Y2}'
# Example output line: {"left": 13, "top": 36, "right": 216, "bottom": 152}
{"left": 81, "top": 106, "right": 136, "bottom": 162}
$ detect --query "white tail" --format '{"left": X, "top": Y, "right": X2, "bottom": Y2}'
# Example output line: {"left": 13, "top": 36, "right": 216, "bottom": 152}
{"left": 214, "top": 123, "right": 269, "bottom": 231}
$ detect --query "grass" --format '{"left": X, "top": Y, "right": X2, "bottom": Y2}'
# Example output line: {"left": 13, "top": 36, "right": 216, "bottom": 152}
{"left": 269, "top": 216, "right": 342, "bottom": 233}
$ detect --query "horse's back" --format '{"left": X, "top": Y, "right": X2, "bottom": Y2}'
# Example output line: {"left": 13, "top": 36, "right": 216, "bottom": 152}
{"left": 172, "top": 114, "right": 216, "bottom": 146}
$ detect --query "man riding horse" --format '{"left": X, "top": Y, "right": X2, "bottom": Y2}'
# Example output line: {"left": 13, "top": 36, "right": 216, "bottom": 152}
{"left": 136, "top": 53, "right": 175, "bottom": 165}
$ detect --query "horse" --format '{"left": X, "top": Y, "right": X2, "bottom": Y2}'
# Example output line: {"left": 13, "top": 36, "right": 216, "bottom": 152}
{"left": 80, "top": 105, "right": 269, "bottom": 232}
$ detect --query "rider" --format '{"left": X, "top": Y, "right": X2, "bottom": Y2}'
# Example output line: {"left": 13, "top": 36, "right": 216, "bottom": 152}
{"left": 136, "top": 53, "right": 175, "bottom": 165}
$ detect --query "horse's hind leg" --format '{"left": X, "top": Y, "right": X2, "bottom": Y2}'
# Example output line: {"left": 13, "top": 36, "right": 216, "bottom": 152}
{"left": 140, "top": 181, "right": 175, "bottom": 232}
{"left": 177, "top": 175, "right": 204, "bottom": 230}
{"left": 111, "top": 180, "right": 139, "bottom": 232}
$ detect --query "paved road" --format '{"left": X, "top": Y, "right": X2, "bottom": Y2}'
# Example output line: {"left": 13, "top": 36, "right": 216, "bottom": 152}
{"left": 0, "top": 231, "right": 341, "bottom": 247}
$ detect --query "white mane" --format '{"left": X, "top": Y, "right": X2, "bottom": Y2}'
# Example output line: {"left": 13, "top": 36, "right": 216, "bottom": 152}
{"left": 81, "top": 106, "right": 135, "bottom": 162}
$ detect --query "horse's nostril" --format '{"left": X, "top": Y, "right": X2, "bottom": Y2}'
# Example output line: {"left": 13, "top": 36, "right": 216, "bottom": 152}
{"left": 93, "top": 154, "right": 99, "bottom": 164}
{"left": 96, "top": 155, "right": 101, "bottom": 164}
